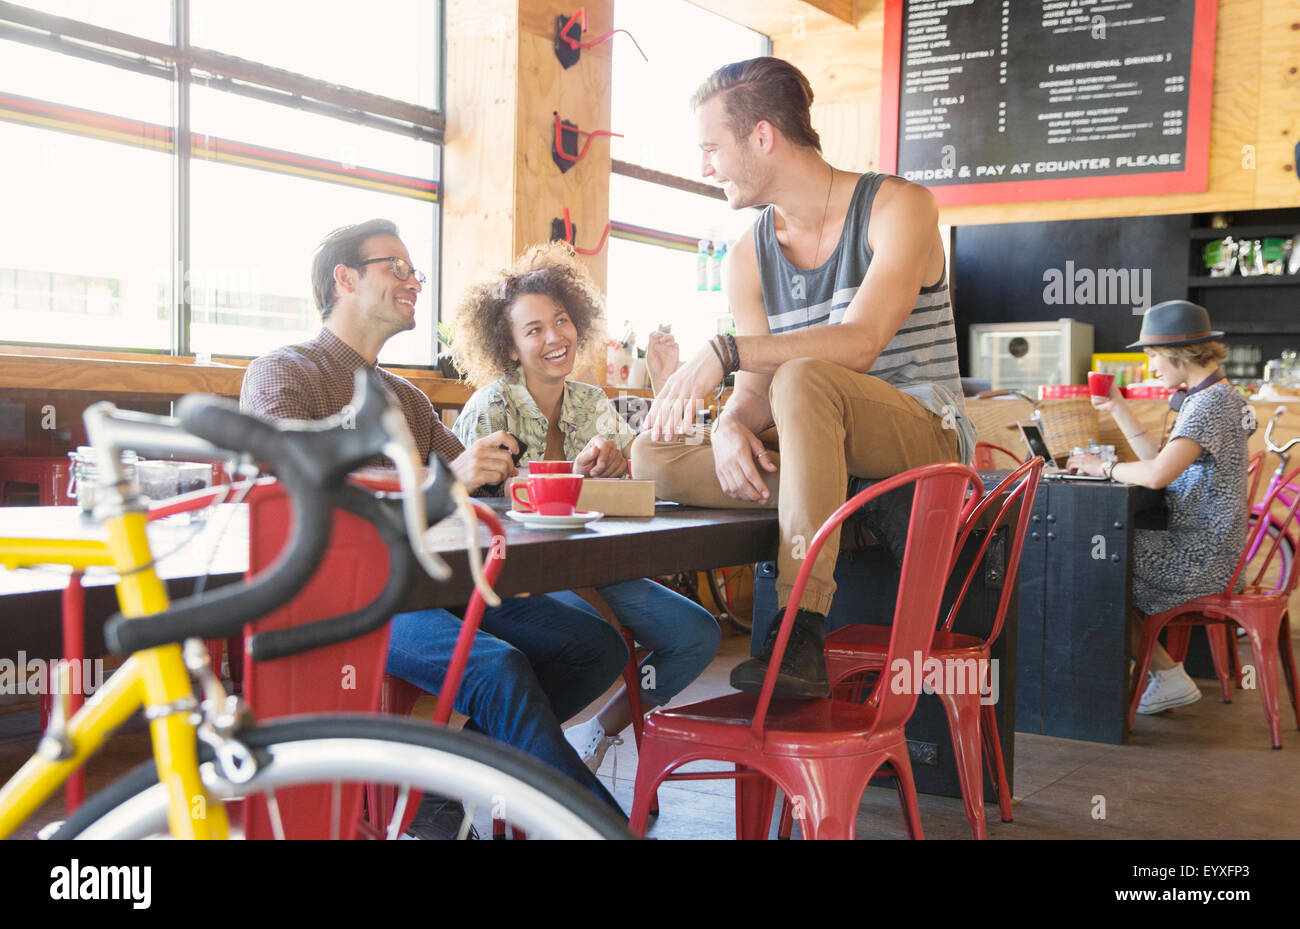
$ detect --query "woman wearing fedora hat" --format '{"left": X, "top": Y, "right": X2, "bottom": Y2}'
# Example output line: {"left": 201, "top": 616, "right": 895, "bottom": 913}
{"left": 1069, "top": 300, "right": 1257, "bottom": 715}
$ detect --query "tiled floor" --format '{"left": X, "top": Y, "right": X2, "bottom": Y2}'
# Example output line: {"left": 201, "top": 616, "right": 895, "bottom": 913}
{"left": 3, "top": 624, "right": 1297, "bottom": 839}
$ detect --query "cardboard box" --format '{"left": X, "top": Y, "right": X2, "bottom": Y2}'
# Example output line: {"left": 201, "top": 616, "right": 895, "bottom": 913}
{"left": 507, "top": 477, "right": 655, "bottom": 517}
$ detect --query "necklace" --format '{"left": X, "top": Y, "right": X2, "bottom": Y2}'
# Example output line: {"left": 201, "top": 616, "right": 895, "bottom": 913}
{"left": 810, "top": 165, "right": 834, "bottom": 268}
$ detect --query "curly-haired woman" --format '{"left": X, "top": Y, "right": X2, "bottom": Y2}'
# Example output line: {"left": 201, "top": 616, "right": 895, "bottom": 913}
{"left": 451, "top": 242, "right": 721, "bottom": 771}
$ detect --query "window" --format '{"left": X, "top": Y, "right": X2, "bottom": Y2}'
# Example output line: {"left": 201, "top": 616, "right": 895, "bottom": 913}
{"left": 607, "top": 0, "right": 768, "bottom": 355}
{"left": 0, "top": 2, "right": 443, "bottom": 365}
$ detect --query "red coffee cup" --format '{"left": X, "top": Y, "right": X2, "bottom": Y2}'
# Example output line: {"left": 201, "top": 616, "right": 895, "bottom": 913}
{"left": 511, "top": 473, "right": 583, "bottom": 515}
{"left": 527, "top": 460, "right": 574, "bottom": 475}
{"left": 1088, "top": 372, "right": 1115, "bottom": 398}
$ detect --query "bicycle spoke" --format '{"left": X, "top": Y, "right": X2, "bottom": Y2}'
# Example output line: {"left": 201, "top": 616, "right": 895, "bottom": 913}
{"left": 264, "top": 788, "right": 286, "bottom": 840}
{"left": 385, "top": 784, "right": 412, "bottom": 840}
{"left": 330, "top": 781, "right": 341, "bottom": 840}
{"left": 460, "top": 803, "right": 477, "bottom": 841}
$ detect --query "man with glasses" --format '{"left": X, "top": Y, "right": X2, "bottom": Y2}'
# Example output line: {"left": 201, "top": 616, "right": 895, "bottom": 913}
{"left": 241, "top": 219, "right": 628, "bottom": 834}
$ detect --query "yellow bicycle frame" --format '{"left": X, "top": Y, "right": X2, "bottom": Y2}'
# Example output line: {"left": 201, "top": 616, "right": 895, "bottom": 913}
{"left": 0, "top": 510, "right": 229, "bottom": 839}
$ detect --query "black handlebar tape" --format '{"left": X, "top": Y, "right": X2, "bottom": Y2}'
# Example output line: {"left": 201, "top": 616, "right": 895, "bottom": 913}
{"left": 248, "top": 456, "right": 459, "bottom": 662}
{"left": 106, "top": 467, "right": 337, "bottom": 654}
{"left": 105, "top": 371, "right": 394, "bottom": 654}
{"left": 245, "top": 483, "right": 408, "bottom": 662}
{"left": 177, "top": 369, "right": 396, "bottom": 488}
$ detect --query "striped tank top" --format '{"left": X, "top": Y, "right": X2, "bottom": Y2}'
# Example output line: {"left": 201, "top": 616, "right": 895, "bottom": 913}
{"left": 753, "top": 171, "right": 975, "bottom": 463}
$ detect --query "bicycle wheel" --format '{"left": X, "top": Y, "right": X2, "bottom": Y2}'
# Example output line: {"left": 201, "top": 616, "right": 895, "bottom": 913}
{"left": 1244, "top": 516, "right": 1294, "bottom": 596}
{"left": 51, "top": 715, "right": 632, "bottom": 840}
{"left": 706, "top": 564, "right": 754, "bottom": 631}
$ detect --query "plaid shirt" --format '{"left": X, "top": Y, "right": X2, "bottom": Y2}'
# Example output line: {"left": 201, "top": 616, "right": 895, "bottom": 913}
{"left": 239, "top": 328, "right": 464, "bottom": 466}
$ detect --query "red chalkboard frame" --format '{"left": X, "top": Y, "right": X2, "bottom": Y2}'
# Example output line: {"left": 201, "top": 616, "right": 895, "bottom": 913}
{"left": 879, "top": 0, "right": 1218, "bottom": 206}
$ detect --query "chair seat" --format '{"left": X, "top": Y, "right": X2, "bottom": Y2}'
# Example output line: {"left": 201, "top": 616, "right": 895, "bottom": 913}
{"left": 643, "top": 692, "right": 891, "bottom": 756}
{"left": 1152, "top": 589, "right": 1288, "bottom": 621}
{"left": 826, "top": 624, "right": 986, "bottom": 661}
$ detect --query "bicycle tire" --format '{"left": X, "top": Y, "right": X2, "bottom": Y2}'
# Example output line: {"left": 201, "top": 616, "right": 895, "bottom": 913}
{"left": 50, "top": 715, "right": 632, "bottom": 840}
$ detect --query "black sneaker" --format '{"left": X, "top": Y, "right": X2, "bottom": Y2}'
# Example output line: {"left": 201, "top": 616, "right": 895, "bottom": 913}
{"left": 403, "top": 794, "right": 479, "bottom": 840}
{"left": 729, "top": 608, "right": 830, "bottom": 699}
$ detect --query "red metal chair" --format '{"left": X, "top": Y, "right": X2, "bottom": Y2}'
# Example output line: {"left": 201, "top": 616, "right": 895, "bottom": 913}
{"left": 237, "top": 478, "right": 504, "bottom": 838}
{"left": 1161, "top": 449, "right": 1270, "bottom": 703}
{"left": 628, "top": 462, "right": 978, "bottom": 840}
{"left": 781, "top": 457, "right": 1044, "bottom": 839}
{"left": 1128, "top": 463, "right": 1300, "bottom": 748}
{"left": 972, "top": 442, "right": 1023, "bottom": 471}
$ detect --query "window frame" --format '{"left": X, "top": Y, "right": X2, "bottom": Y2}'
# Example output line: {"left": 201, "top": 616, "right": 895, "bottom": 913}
{"left": 0, "top": 0, "right": 445, "bottom": 361}
{"left": 606, "top": 10, "right": 769, "bottom": 265}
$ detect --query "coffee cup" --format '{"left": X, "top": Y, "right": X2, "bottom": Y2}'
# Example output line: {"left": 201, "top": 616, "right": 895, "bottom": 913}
{"left": 1087, "top": 372, "right": 1115, "bottom": 398}
{"left": 511, "top": 473, "right": 583, "bottom": 515}
{"left": 526, "top": 460, "right": 574, "bottom": 475}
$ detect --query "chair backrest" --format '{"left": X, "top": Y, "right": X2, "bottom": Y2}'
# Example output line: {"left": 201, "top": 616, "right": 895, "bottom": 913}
{"left": 1232, "top": 461, "right": 1300, "bottom": 596}
{"left": 972, "top": 442, "right": 1023, "bottom": 471}
{"left": 237, "top": 480, "right": 394, "bottom": 839}
{"left": 939, "top": 457, "right": 1044, "bottom": 650}
{"left": 752, "top": 462, "right": 979, "bottom": 738}
{"left": 242, "top": 481, "right": 393, "bottom": 718}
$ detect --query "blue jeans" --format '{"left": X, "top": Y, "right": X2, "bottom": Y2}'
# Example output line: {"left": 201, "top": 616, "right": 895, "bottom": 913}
{"left": 550, "top": 579, "right": 721, "bottom": 707}
{"left": 386, "top": 594, "right": 628, "bottom": 813}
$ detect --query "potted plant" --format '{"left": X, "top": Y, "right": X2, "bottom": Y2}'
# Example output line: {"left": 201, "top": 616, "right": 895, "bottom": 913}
{"left": 435, "top": 322, "right": 462, "bottom": 380}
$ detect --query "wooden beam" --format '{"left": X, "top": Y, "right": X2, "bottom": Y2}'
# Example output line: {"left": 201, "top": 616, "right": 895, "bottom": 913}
{"left": 684, "top": 0, "right": 852, "bottom": 36}
{"left": 442, "top": 0, "right": 614, "bottom": 384}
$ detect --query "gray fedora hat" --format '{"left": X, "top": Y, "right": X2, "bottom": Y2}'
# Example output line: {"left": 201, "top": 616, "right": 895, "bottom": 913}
{"left": 1127, "top": 299, "right": 1224, "bottom": 349}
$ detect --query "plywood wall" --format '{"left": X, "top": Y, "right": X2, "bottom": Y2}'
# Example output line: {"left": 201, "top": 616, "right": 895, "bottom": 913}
{"left": 768, "top": 0, "right": 1300, "bottom": 225}
{"left": 442, "top": 0, "right": 613, "bottom": 382}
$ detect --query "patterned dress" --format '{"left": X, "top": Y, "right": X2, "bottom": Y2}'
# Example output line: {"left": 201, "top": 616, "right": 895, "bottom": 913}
{"left": 1132, "top": 382, "right": 1257, "bottom": 614}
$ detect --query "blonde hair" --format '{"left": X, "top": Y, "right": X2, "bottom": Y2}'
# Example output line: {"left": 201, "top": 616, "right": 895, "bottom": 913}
{"left": 450, "top": 242, "right": 606, "bottom": 388}
{"left": 1147, "top": 341, "right": 1228, "bottom": 368}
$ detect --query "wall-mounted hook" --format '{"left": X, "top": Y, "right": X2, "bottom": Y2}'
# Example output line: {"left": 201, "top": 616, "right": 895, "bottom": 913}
{"left": 554, "top": 8, "right": 648, "bottom": 69}
{"left": 552, "top": 111, "right": 622, "bottom": 173}
{"left": 551, "top": 207, "right": 610, "bottom": 255}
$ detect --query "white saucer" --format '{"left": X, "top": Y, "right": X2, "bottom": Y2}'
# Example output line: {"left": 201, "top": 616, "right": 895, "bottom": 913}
{"left": 505, "top": 509, "right": 604, "bottom": 530}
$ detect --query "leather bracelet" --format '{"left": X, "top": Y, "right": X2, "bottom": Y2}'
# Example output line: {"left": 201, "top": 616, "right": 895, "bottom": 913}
{"left": 708, "top": 338, "right": 728, "bottom": 375}
{"left": 1102, "top": 459, "right": 1117, "bottom": 480}
{"left": 723, "top": 332, "right": 740, "bottom": 374}
{"left": 1123, "top": 428, "right": 1146, "bottom": 440}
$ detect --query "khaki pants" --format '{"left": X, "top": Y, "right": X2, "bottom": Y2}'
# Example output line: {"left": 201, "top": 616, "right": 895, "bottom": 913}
{"left": 630, "top": 358, "right": 961, "bottom": 616}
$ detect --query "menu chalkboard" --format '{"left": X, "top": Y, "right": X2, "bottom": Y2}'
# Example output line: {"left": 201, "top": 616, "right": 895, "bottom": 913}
{"left": 880, "top": 0, "right": 1217, "bottom": 206}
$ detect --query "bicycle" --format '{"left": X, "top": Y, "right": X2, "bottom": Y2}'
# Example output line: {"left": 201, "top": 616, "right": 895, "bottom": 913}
{"left": 1243, "top": 406, "right": 1299, "bottom": 595}
{"left": 0, "top": 371, "right": 631, "bottom": 840}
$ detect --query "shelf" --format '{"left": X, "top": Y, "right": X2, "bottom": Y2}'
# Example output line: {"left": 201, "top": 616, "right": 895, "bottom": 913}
{"left": 1189, "top": 225, "right": 1300, "bottom": 241}
{"left": 1216, "top": 322, "right": 1300, "bottom": 336}
{"left": 1188, "top": 275, "right": 1300, "bottom": 288}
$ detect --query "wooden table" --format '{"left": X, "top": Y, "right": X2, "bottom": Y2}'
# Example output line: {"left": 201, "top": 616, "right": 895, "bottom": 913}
{"left": 0, "top": 501, "right": 778, "bottom": 660}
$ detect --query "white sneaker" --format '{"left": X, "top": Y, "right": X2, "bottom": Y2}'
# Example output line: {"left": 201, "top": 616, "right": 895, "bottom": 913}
{"left": 1137, "top": 662, "right": 1203, "bottom": 715}
{"left": 564, "top": 718, "right": 624, "bottom": 774}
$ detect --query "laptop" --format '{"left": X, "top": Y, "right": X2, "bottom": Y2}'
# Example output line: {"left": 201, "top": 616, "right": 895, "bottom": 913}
{"left": 1017, "top": 422, "right": 1111, "bottom": 481}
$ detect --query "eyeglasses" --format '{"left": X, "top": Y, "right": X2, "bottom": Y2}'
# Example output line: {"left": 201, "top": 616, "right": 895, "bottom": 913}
{"left": 358, "top": 256, "right": 427, "bottom": 285}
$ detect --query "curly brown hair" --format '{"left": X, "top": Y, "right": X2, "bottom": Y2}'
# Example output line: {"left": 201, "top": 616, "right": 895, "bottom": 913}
{"left": 449, "top": 242, "right": 607, "bottom": 388}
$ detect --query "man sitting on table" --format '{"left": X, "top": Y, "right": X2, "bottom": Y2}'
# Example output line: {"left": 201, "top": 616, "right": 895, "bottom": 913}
{"left": 633, "top": 57, "right": 976, "bottom": 699}
{"left": 240, "top": 218, "right": 628, "bottom": 831}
